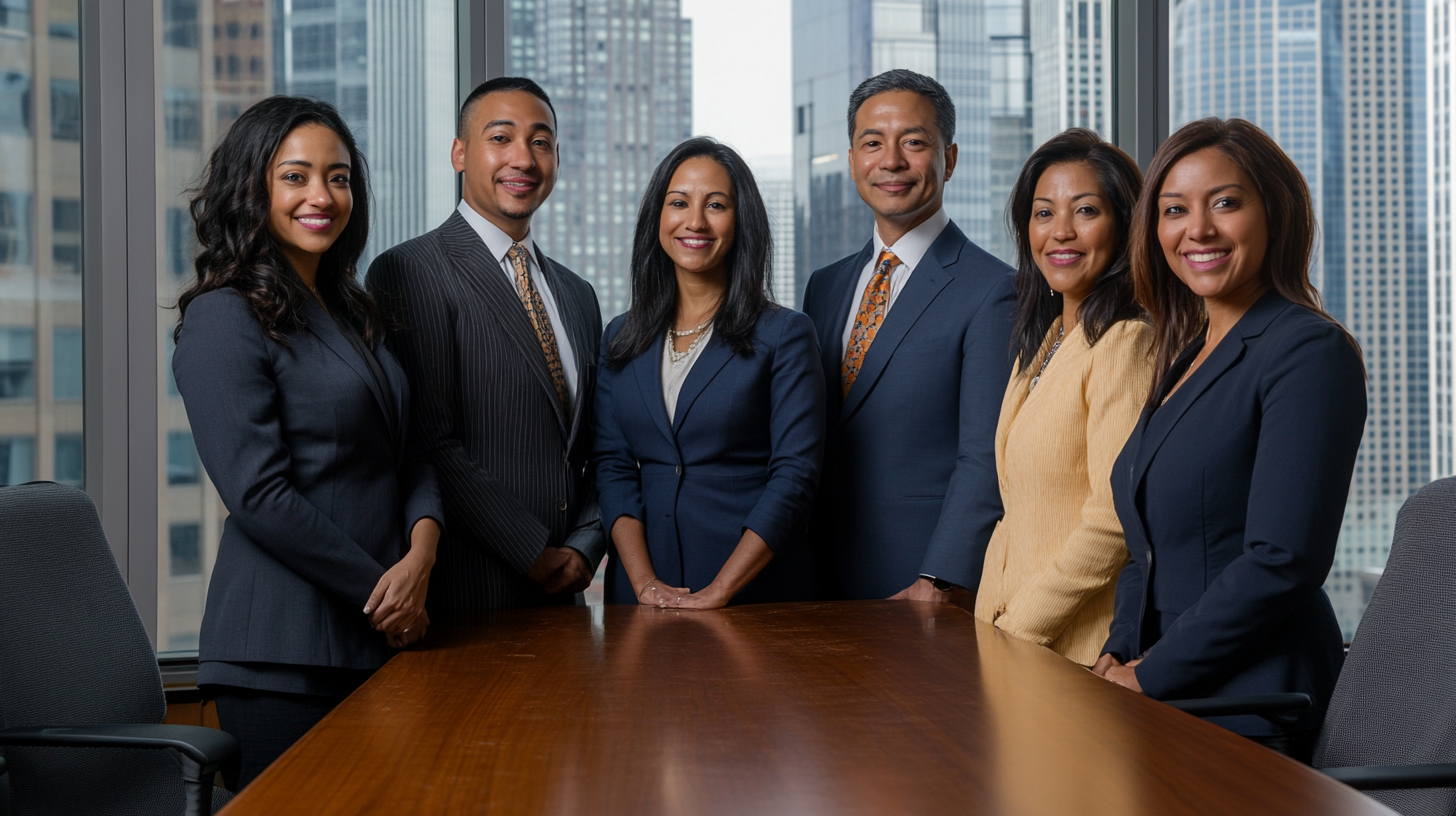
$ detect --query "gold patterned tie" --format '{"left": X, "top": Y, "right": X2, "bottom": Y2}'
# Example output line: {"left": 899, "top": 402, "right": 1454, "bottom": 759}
{"left": 506, "top": 242, "right": 568, "bottom": 409}
{"left": 841, "top": 249, "right": 899, "bottom": 397}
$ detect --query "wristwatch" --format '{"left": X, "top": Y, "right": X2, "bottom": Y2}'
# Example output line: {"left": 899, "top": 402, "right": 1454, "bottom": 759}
{"left": 920, "top": 574, "right": 957, "bottom": 592}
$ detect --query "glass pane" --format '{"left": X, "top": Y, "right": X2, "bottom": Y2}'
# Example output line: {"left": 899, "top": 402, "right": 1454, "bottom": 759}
{"left": 155, "top": 0, "right": 457, "bottom": 653}
{"left": 0, "top": 0, "right": 83, "bottom": 489}
{"left": 1170, "top": 0, "right": 1437, "bottom": 638}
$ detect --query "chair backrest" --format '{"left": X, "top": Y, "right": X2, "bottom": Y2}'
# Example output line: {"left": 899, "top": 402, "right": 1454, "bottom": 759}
{"left": 1313, "top": 477, "right": 1456, "bottom": 815}
{"left": 0, "top": 482, "right": 165, "bottom": 731}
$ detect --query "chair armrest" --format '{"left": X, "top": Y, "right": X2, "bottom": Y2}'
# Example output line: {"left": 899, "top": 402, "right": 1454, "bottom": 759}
{"left": 1163, "top": 693, "right": 1312, "bottom": 718}
{"left": 0, "top": 724, "right": 237, "bottom": 769}
{"left": 1322, "top": 763, "right": 1456, "bottom": 791}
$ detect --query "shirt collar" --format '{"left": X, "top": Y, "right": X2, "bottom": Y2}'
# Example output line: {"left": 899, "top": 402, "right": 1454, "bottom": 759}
{"left": 457, "top": 199, "right": 537, "bottom": 266}
{"left": 872, "top": 206, "right": 949, "bottom": 272}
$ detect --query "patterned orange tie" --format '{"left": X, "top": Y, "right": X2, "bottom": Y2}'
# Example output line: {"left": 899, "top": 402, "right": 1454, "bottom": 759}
{"left": 507, "top": 242, "right": 568, "bottom": 409}
{"left": 841, "top": 249, "right": 900, "bottom": 397}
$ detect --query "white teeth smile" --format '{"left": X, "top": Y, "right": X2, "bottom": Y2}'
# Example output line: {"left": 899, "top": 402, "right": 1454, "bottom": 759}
{"left": 680, "top": 239, "right": 711, "bottom": 249}
{"left": 1187, "top": 251, "right": 1229, "bottom": 262}
{"left": 298, "top": 216, "right": 331, "bottom": 225}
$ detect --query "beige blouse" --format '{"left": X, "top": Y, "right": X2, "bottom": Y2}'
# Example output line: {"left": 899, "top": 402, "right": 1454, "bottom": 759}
{"left": 975, "top": 318, "right": 1154, "bottom": 666}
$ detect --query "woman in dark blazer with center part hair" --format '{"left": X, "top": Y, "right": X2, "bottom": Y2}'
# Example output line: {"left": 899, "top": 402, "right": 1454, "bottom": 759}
{"left": 172, "top": 97, "right": 443, "bottom": 788}
{"left": 1093, "top": 117, "right": 1366, "bottom": 760}
{"left": 595, "top": 137, "right": 825, "bottom": 609}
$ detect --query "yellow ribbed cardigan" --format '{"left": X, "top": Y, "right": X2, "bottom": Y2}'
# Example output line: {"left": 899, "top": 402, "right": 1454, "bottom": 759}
{"left": 975, "top": 318, "right": 1154, "bottom": 666}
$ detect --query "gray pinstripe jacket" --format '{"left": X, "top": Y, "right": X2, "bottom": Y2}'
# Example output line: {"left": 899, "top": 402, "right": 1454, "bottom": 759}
{"left": 367, "top": 210, "right": 606, "bottom": 612}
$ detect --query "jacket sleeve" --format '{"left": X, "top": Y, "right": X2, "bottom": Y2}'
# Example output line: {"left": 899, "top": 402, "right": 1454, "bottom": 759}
{"left": 393, "top": 342, "right": 445, "bottom": 542}
{"left": 367, "top": 248, "right": 550, "bottom": 576}
{"left": 172, "top": 290, "right": 386, "bottom": 608}
{"left": 919, "top": 274, "right": 1016, "bottom": 589}
{"left": 743, "top": 311, "right": 827, "bottom": 552}
{"left": 1134, "top": 324, "right": 1367, "bottom": 700}
{"left": 1102, "top": 557, "right": 1145, "bottom": 663}
{"left": 995, "top": 322, "right": 1150, "bottom": 646}
{"left": 592, "top": 320, "right": 646, "bottom": 541}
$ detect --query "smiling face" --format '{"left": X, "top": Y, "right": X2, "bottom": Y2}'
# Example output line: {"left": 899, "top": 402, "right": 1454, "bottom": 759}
{"left": 266, "top": 123, "right": 353, "bottom": 278}
{"left": 1029, "top": 161, "right": 1116, "bottom": 305}
{"left": 452, "top": 90, "right": 558, "bottom": 240}
{"left": 1156, "top": 147, "right": 1269, "bottom": 304}
{"left": 848, "top": 90, "right": 958, "bottom": 237}
{"left": 658, "top": 156, "right": 736, "bottom": 280}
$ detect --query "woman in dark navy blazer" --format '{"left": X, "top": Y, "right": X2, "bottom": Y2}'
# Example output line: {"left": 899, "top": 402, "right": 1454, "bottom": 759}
{"left": 172, "top": 98, "right": 442, "bottom": 788}
{"left": 1092, "top": 118, "right": 1366, "bottom": 760}
{"left": 596, "top": 138, "right": 825, "bottom": 608}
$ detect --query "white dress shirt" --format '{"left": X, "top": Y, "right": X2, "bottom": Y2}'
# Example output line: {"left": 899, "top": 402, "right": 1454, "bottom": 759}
{"left": 840, "top": 206, "right": 951, "bottom": 354}
{"left": 456, "top": 200, "right": 580, "bottom": 408}
{"left": 660, "top": 326, "right": 713, "bottom": 424}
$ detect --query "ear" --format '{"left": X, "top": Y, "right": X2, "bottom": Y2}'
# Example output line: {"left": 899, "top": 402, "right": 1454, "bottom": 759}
{"left": 943, "top": 142, "right": 959, "bottom": 182}
{"left": 450, "top": 137, "right": 467, "bottom": 174}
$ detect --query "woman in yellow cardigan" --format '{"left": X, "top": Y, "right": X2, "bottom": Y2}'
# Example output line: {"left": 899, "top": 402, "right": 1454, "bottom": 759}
{"left": 975, "top": 129, "right": 1153, "bottom": 666}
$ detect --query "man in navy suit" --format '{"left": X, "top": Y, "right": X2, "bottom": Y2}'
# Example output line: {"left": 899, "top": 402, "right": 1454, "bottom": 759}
{"left": 801, "top": 69, "right": 1015, "bottom": 603}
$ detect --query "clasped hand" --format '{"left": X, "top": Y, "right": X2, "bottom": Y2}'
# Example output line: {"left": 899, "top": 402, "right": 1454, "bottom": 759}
{"left": 364, "top": 550, "right": 432, "bottom": 649}
{"left": 636, "top": 579, "right": 728, "bottom": 610}
{"left": 1091, "top": 653, "right": 1144, "bottom": 693}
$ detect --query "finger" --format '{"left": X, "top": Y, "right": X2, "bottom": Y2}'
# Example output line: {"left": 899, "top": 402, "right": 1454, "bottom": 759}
{"left": 364, "top": 577, "right": 392, "bottom": 616}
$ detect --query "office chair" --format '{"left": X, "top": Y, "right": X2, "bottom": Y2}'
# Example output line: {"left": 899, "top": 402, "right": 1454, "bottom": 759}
{"left": 0, "top": 482, "right": 237, "bottom": 816}
{"left": 1166, "top": 476, "right": 1456, "bottom": 814}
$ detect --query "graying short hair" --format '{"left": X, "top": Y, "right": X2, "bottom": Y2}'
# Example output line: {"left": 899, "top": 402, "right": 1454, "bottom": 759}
{"left": 846, "top": 69, "right": 956, "bottom": 146}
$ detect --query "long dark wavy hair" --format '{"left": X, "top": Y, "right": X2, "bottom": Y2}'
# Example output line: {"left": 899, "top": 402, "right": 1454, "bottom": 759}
{"left": 607, "top": 137, "right": 774, "bottom": 367}
{"left": 1130, "top": 117, "right": 1359, "bottom": 405}
{"left": 1007, "top": 128, "right": 1145, "bottom": 373}
{"left": 174, "top": 96, "right": 383, "bottom": 345}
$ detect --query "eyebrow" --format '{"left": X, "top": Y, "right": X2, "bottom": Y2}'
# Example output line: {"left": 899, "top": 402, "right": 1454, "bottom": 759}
{"left": 1160, "top": 183, "right": 1245, "bottom": 198}
{"left": 667, "top": 189, "right": 732, "bottom": 198}
{"left": 277, "top": 159, "right": 351, "bottom": 171}
{"left": 855, "top": 125, "right": 930, "bottom": 140}
{"left": 1033, "top": 192, "right": 1101, "bottom": 203}
{"left": 481, "top": 119, "right": 556, "bottom": 136}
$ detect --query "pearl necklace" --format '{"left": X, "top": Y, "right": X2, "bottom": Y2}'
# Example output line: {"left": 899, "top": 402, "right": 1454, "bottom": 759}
{"left": 667, "top": 320, "right": 711, "bottom": 364}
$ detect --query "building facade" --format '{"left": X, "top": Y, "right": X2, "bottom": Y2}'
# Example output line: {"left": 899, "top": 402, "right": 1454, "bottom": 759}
{"left": 508, "top": 0, "right": 694, "bottom": 320}
{"left": 1028, "top": 0, "right": 1111, "bottom": 147}
{"left": 1431, "top": 0, "right": 1455, "bottom": 487}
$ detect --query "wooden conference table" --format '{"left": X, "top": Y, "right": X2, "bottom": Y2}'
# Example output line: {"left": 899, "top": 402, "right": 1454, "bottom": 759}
{"left": 218, "top": 601, "right": 1392, "bottom": 816}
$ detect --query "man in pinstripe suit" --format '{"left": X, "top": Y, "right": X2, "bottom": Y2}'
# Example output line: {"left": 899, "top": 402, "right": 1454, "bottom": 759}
{"left": 366, "top": 77, "right": 605, "bottom": 611}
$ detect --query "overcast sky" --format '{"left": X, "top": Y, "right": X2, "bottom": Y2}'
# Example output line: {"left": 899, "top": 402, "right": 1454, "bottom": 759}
{"left": 679, "top": 0, "right": 793, "bottom": 163}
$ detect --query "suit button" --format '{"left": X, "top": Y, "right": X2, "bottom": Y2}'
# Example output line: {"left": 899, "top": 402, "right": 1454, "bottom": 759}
{"left": 675, "top": 465, "right": 682, "bottom": 476}
{"left": 557, "top": 499, "right": 568, "bottom": 511}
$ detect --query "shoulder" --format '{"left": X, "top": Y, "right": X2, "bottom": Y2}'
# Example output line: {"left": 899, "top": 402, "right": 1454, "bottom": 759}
{"left": 604, "top": 312, "right": 629, "bottom": 343}
{"left": 377, "top": 229, "right": 448, "bottom": 267}
{"left": 181, "top": 287, "right": 255, "bottom": 330}
{"left": 1262, "top": 303, "right": 1361, "bottom": 367}
{"left": 751, "top": 304, "right": 816, "bottom": 346}
{"left": 806, "top": 246, "right": 870, "bottom": 290}
{"left": 1089, "top": 317, "right": 1154, "bottom": 355}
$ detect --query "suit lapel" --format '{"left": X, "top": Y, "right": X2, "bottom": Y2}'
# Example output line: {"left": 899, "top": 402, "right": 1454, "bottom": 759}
{"left": 1130, "top": 290, "right": 1292, "bottom": 493}
{"left": 671, "top": 332, "right": 735, "bottom": 434}
{"left": 821, "top": 242, "right": 874, "bottom": 373}
{"left": 303, "top": 303, "right": 398, "bottom": 444}
{"left": 437, "top": 212, "right": 568, "bottom": 434}
{"left": 838, "top": 230, "right": 961, "bottom": 423}
{"left": 631, "top": 342, "right": 676, "bottom": 445}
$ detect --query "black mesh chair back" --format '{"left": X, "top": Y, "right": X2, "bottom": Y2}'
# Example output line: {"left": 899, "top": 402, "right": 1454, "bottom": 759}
{"left": 1313, "top": 477, "right": 1456, "bottom": 815}
{"left": 0, "top": 482, "right": 195, "bottom": 814}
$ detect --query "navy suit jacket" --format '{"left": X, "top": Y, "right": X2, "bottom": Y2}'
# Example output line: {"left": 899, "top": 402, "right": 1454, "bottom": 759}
{"left": 173, "top": 289, "right": 442, "bottom": 670}
{"left": 801, "top": 219, "right": 1015, "bottom": 598}
{"left": 595, "top": 306, "right": 825, "bottom": 604}
{"left": 1105, "top": 291, "right": 1365, "bottom": 736}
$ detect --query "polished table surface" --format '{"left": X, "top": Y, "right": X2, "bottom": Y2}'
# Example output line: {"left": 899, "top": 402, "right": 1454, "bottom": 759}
{"left": 218, "top": 601, "right": 1393, "bottom": 815}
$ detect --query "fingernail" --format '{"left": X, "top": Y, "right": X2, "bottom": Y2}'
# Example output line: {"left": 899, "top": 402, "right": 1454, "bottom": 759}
{"left": 363, "top": 606, "right": 372, "bottom": 614}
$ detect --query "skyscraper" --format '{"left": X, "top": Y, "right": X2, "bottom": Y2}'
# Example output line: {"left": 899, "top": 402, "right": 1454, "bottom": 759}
{"left": 508, "top": 0, "right": 694, "bottom": 319}
{"left": 1168, "top": 0, "right": 1433, "bottom": 635}
{"left": 752, "top": 155, "right": 800, "bottom": 309}
{"left": 1430, "top": 0, "right": 1455, "bottom": 485}
{"left": 792, "top": 0, "right": 1037, "bottom": 298}
{"left": 1029, "top": 0, "right": 1111, "bottom": 147}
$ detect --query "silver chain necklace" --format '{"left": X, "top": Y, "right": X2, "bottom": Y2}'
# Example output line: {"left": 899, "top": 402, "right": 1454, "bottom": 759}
{"left": 1029, "top": 324, "right": 1065, "bottom": 391}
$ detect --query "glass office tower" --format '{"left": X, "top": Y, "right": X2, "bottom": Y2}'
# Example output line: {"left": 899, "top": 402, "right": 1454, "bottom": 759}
{"left": 508, "top": 0, "right": 694, "bottom": 320}
{"left": 155, "top": 0, "right": 455, "bottom": 651}
{"left": 1171, "top": 0, "right": 1432, "bottom": 637}
{"left": 0, "top": 2, "right": 83, "bottom": 493}
{"left": 1432, "top": 0, "right": 1456, "bottom": 492}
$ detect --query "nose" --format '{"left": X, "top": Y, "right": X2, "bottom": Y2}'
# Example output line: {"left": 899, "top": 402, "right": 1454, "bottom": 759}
{"left": 505, "top": 137, "right": 535, "bottom": 169}
{"left": 684, "top": 203, "right": 709, "bottom": 232}
{"left": 1050, "top": 210, "right": 1076, "bottom": 242}
{"left": 878, "top": 141, "right": 909, "bottom": 172}
{"left": 307, "top": 176, "right": 333, "bottom": 208}
{"left": 1186, "top": 206, "right": 1217, "bottom": 241}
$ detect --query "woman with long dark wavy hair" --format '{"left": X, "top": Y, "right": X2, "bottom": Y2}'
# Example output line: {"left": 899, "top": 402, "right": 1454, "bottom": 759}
{"left": 594, "top": 137, "right": 825, "bottom": 608}
{"left": 973, "top": 128, "right": 1152, "bottom": 667}
{"left": 1093, "top": 118, "right": 1365, "bottom": 761}
{"left": 171, "top": 96, "right": 442, "bottom": 789}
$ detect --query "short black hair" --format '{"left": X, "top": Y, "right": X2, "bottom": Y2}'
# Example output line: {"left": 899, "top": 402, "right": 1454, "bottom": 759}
{"left": 458, "top": 76, "right": 557, "bottom": 139}
{"left": 846, "top": 69, "right": 956, "bottom": 146}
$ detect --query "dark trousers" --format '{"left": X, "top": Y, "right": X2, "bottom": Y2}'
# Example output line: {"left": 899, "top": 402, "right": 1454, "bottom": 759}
{"left": 211, "top": 686, "right": 346, "bottom": 790}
